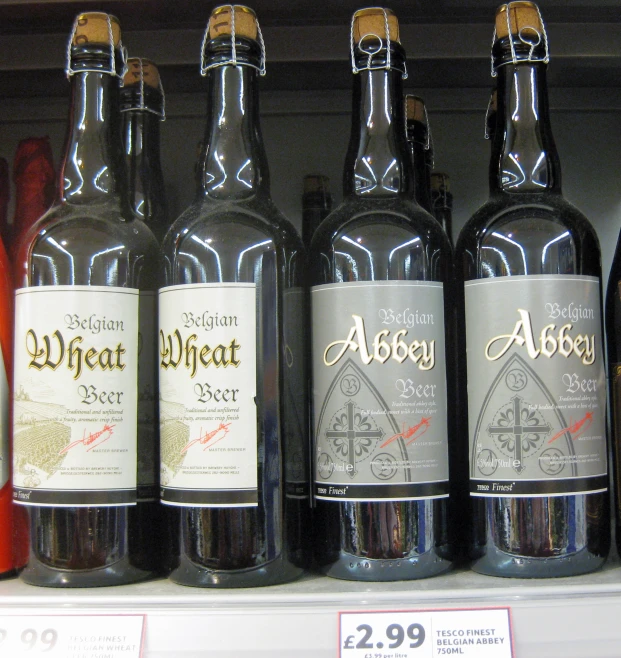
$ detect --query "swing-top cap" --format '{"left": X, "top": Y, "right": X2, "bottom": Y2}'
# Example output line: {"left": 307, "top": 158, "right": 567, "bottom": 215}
{"left": 124, "top": 58, "right": 160, "bottom": 88}
{"left": 72, "top": 12, "right": 121, "bottom": 47}
{"left": 352, "top": 8, "right": 400, "bottom": 45}
{"left": 495, "top": 2, "right": 543, "bottom": 40}
{"left": 405, "top": 95, "right": 426, "bottom": 123}
{"left": 208, "top": 5, "right": 258, "bottom": 40}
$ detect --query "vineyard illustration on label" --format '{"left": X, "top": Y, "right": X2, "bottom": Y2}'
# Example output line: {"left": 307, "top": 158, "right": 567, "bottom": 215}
{"left": 316, "top": 358, "right": 416, "bottom": 483}
{"left": 13, "top": 385, "right": 80, "bottom": 487}
{"left": 472, "top": 354, "right": 578, "bottom": 479}
{"left": 160, "top": 398, "right": 233, "bottom": 487}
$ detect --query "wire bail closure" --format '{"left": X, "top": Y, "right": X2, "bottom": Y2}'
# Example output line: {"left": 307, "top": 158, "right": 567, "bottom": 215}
{"left": 484, "top": 93, "right": 494, "bottom": 139}
{"left": 490, "top": 2, "right": 549, "bottom": 77}
{"left": 119, "top": 58, "right": 167, "bottom": 120}
{"left": 422, "top": 102, "right": 433, "bottom": 155}
{"left": 350, "top": 8, "right": 408, "bottom": 79}
{"left": 65, "top": 12, "right": 128, "bottom": 80}
{"left": 200, "top": 5, "right": 267, "bottom": 77}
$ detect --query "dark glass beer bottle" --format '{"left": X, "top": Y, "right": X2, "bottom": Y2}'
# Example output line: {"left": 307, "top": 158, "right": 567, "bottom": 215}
{"left": 405, "top": 95, "right": 433, "bottom": 214}
{"left": 605, "top": 217, "right": 621, "bottom": 557}
{"left": 431, "top": 172, "right": 453, "bottom": 246}
{"left": 160, "top": 4, "right": 308, "bottom": 587}
{"left": 121, "top": 58, "right": 168, "bottom": 242}
{"left": 12, "top": 12, "right": 159, "bottom": 587}
{"left": 302, "top": 174, "right": 332, "bottom": 249}
{"left": 456, "top": 2, "right": 609, "bottom": 577}
{"left": 311, "top": 8, "right": 453, "bottom": 581}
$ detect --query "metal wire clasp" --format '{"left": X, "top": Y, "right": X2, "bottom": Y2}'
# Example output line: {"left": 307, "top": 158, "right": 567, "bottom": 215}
{"left": 200, "top": 5, "right": 267, "bottom": 77}
{"left": 119, "top": 58, "right": 167, "bottom": 120}
{"left": 65, "top": 12, "right": 128, "bottom": 80}
{"left": 350, "top": 7, "right": 408, "bottom": 79}
{"left": 490, "top": 2, "right": 549, "bottom": 77}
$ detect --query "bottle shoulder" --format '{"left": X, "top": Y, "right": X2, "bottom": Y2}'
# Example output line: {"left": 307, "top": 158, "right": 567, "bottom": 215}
{"left": 312, "top": 197, "right": 450, "bottom": 253}
{"left": 16, "top": 201, "right": 160, "bottom": 289}
{"left": 163, "top": 195, "right": 302, "bottom": 254}
{"left": 458, "top": 193, "right": 596, "bottom": 246}
{"left": 456, "top": 193, "right": 600, "bottom": 280}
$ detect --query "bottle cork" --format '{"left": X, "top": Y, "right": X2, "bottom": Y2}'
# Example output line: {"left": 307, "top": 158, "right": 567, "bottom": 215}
{"left": 124, "top": 58, "right": 160, "bottom": 89}
{"left": 495, "top": 2, "right": 543, "bottom": 40}
{"left": 405, "top": 95, "right": 426, "bottom": 124}
{"left": 303, "top": 175, "right": 330, "bottom": 195}
{"left": 352, "top": 8, "right": 400, "bottom": 45}
{"left": 208, "top": 5, "right": 258, "bottom": 40}
{"left": 431, "top": 172, "right": 450, "bottom": 193}
{"left": 72, "top": 12, "right": 121, "bottom": 47}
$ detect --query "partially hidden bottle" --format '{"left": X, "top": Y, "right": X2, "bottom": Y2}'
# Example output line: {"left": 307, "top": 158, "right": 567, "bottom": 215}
{"left": 121, "top": 58, "right": 169, "bottom": 242}
{"left": 0, "top": 159, "right": 10, "bottom": 249}
{"left": 11, "top": 137, "right": 55, "bottom": 253}
{"left": 0, "top": 237, "right": 28, "bottom": 577}
{"left": 302, "top": 174, "right": 332, "bottom": 249}
{"left": 605, "top": 209, "right": 621, "bottom": 558}
{"left": 431, "top": 172, "right": 453, "bottom": 246}
{"left": 13, "top": 13, "right": 159, "bottom": 586}
{"left": 405, "top": 95, "right": 433, "bottom": 214}
{"left": 456, "top": 2, "right": 609, "bottom": 577}
{"left": 160, "top": 5, "right": 308, "bottom": 587}
{"left": 311, "top": 8, "right": 454, "bottom": 581}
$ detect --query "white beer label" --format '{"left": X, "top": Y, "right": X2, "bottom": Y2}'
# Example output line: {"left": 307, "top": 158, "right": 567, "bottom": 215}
{"left": 158, "top": 283, "right": 258, "bottom": 507}
{"left": 13, "top": 286, "right": 139, "bottom": 507}
{"left": 0, "top": 348, "right": 8, "bottom": 490}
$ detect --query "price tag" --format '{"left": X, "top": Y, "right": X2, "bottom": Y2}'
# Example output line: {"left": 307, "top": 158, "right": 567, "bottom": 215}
{"left": 339, "top": 607, "right": 513, "bottom": 658}
{"left": 0, "top": 614, "right": 145, "bottom": 658}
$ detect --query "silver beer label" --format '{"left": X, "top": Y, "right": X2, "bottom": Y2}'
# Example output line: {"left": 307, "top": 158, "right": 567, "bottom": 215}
{"left": 312, "top": 281, "right": 449, "bottom": 502}
{"left": 465, "top": 275, "right": 607, "bottom": 498}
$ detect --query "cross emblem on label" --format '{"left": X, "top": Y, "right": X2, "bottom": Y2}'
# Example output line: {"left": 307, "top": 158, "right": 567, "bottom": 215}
{"left": 487, "top": 395, "right": 552, "bottom": 474}
{"left": 325, "top": 400, "right": 384, "bottom": 478}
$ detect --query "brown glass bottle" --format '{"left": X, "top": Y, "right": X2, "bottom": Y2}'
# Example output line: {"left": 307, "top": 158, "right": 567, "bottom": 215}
{"left": 431, "top": 172, "right": 453, "bottom": 246}
{"left": 405, "top": 95, "right": 433, "bottom": 214}
{"left": 160, "top": 5, "right": 308, "bottom": 587}
{"left": 302, "top": 174, "right": 332, "bottom": 249}
{"left": 455, "top": 2, "right": 609, "bottom": 577}
{"left": 311, "top": 8, "right": 453, "bottom": 582}
{"left": 121, "top": 58, "right": 168, "bottom": 242}
{"left": 13, "top": 13, "right": 159, "bottom": 587}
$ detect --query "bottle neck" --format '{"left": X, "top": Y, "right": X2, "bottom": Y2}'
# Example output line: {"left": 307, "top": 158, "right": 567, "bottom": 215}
{"left": 197, "top": 63, "right": 269, "bottom": 200}
{"left": 122, "top": 109, "right": 166, "bottom": 219}
{"left": 406, "top": 119, "right": 432, "bottom": 212}
{"left": 490, "top": 61, "right": 561, "bottom": 194}
{"left": 343, "top": 61, "right": 413, "bottom": 199}
{"left": 60, "top": 70, "right": 126, "bottom": 203}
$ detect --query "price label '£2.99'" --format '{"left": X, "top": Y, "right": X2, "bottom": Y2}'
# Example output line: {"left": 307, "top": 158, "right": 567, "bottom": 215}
{"left": 339, "top": 608, "right": 513, "bottom": 658}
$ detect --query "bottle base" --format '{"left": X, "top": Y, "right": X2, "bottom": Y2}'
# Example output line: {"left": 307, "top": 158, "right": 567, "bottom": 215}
{"left": 318, "top": 549, "right": 453, "bottom": 582}
{"left": 20, "top": 559, "right": 154, "bottom": 588}
{"left": 169, "top": 554, "right": 305, "bottom": 588}
{"left": 470, "top": 544, "right": 607, "bottom": 578}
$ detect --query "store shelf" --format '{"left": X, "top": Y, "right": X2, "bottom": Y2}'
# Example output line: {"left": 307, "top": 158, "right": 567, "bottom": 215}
{"left": 1, "top": 559, "right": 621, "bottom": 657}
